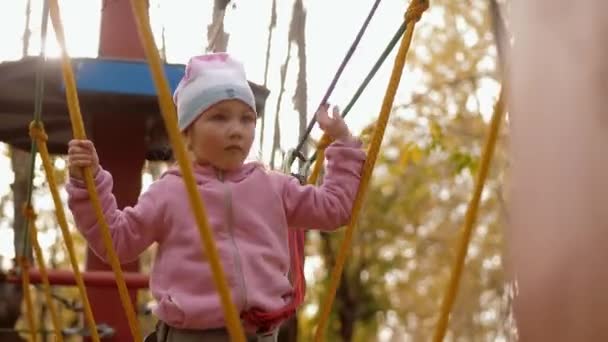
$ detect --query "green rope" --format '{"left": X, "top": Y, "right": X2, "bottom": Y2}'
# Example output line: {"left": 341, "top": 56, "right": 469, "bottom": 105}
{"left": 19, "top": 0, "right": 50, "bottom": 262}
{"left": 304, "top": 21, "right": 407, "bottom": 167}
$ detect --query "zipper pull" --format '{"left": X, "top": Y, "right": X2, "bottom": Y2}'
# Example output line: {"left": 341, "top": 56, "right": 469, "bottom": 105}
{"left": 217, "top": 169, "right": 225, "bottom": 182}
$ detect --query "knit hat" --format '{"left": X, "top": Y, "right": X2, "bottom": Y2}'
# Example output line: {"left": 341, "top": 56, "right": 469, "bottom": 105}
{"left": 173, "top": 53, "right": 257, "bottom": 131}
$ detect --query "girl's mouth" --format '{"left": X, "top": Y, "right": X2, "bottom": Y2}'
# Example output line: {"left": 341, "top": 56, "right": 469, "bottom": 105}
{"left": 225, "top": 145, "right": 242, "bottom": 152}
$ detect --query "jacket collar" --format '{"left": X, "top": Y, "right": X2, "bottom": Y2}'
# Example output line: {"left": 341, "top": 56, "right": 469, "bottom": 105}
{"left": 161, "top": 160, "right": 264, "bottom": 184}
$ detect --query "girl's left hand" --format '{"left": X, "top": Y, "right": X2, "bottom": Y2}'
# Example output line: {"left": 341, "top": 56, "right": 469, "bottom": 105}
{"left": 316, "top": 104, "right": 354, "bottom": 142}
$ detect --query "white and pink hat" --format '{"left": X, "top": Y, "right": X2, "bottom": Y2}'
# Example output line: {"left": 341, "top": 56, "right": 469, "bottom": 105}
{"left": 173, "top": 53, "right": 256, "bottom": 131}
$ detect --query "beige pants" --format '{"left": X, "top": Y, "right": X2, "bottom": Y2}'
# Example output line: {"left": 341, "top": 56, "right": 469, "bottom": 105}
{"left": 144, "top": 321, "right": 277, "bottom": 342}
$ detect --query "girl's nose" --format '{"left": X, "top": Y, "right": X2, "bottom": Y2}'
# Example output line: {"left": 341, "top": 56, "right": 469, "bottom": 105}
{"left": 227, "top": 121, "right": 244, "bottom": 139}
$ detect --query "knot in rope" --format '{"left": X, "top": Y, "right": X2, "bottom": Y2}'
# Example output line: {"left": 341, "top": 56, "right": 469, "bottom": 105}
{"left": 29, "top": 121, "right": 49, "bottom": 142}
{"left": 404, "top": 0, "right": 429, "bottom": 24}
{"left": 21, "top": 203, "right": 37, "bottom": 220}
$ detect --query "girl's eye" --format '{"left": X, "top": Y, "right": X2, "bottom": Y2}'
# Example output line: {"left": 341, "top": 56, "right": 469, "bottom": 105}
{"left": 241, "top": 112, "right": 256, "bottom": 123}
{"left": 241, "top": 115, "right": 255, "bottom": 123}
{"left": 211, "top": 113, "right": 227, "bottom": 121}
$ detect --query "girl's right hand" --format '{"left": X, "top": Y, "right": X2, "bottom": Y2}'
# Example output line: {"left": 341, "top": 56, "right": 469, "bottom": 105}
{"left": 316, "top": 103, "right": 354, "bottom": 143}
{"left": 67, "top": 139, "right": 100, "bottom": 180}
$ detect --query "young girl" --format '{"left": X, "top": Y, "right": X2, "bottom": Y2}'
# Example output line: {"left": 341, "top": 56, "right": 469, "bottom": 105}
{"left": 66, "top": 53, "right": 366, "bottom": 341}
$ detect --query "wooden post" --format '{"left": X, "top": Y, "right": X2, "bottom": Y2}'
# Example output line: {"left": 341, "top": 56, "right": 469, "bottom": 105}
{"left": 508, "top": 1, "right": 608, "bottom": 340}
{"left": 85, "top": 0, "right": 148, "bottom": 341}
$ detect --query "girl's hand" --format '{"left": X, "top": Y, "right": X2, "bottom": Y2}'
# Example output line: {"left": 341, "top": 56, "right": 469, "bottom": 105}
{"left": 67, "top": 139, "right": 100, "bottom": 180}
{"left": 316, "top": 104, "right": 354, "bottom": 143}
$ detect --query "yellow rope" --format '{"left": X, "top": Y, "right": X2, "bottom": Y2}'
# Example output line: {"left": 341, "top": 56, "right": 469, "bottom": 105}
{"left": 313, "top": 1, "right": 429, "bottom": 340}
{"left": 22, "top": 204, "right": 64, "bottom": 342}
{"left": 432, "top": 89, "right": 505, "bottom": 342}
{"left": 29, "top": 122, "right": 100, "bottom": 342}
{"left": 128, "top": 0, "right": 246, "bottom": 340}
{"left": 18, "top": 257, "right": 38, "bottom": 342}
{"left": 47, "top": 1, "right": 141, "bottom": 340}
{"left": 307, "top": 135, "right": 333, "bottom": 184}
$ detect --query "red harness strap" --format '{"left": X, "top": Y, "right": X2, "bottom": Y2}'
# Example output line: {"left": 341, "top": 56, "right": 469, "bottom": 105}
{"left": 241, "top": 229, "right": 306, "bottom": 332}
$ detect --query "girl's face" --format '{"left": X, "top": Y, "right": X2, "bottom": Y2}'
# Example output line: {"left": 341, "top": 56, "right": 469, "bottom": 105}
{"left": 184, "top": 99, "right": 256, "bottom": 171}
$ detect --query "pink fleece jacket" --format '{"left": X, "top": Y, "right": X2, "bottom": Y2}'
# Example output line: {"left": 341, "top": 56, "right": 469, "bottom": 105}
{"left": 66, "top": 139, "right": 365, "bottom": 332}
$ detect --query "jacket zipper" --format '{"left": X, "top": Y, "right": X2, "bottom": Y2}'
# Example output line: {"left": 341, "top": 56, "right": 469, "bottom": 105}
{"left": 218, "top": 170, "right": 248, "bottom": 310}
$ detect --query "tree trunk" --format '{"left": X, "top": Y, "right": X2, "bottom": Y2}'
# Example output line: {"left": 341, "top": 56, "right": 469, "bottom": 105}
{"left": 290, "top": 0, "right": 308, "bottom": 170}
{"left": 206, "top": 0, "right": 230, "bottom": 52}
{"left": 22, "top": 0, "right": 31, "bottom": 57}
{"left": 269, "top": 47, "right": 291, "bottom": 169}
{"left": 336, "top": 274, "right": 356, "bottom": 342}
{"left": 259, "top": 0, "right": 277, "bottom": 153}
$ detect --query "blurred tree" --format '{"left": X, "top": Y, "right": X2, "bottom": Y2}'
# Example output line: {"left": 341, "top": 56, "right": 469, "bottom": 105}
{"left": 299, "top": 0, "right": 514, "bottom": 340}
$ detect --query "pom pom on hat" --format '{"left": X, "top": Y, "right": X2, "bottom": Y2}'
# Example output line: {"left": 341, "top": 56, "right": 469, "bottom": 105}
{"left": 173, "top": 53, "right": 256, "bottom": 131}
